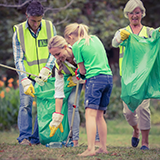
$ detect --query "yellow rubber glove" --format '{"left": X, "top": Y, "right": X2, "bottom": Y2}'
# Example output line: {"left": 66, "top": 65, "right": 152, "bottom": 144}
{"left": 49, "top": 112, "right": 64, "bottom": 137}
{"left": 24, "top": 84, "right": 35, "bottom": 98}
{"left": 21, "top": 78, "right": 35, "bottom": 97}
{"left": 67, "top": 76, "right": 77, "bottom": 87}
{"left": 49, "top": 123, "right": 64, "bottom": 137}
{"left": 67, "top": 76, "right": 86, "bottom": 87}
{"left": 120, "top": 30, "right": 130, "bottom": 41}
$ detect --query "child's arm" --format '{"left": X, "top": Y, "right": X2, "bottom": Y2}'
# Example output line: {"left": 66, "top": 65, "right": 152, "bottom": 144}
{"left": 78, "top": 62, "right": 86, "bottom": 75}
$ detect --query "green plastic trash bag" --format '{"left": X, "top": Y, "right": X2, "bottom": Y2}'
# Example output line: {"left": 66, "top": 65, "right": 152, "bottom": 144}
{"left": 34, "top": 76, "right": 74, "bottom": 145}
{"left": 121, "top": 27, "right": 160, "bottom": 112}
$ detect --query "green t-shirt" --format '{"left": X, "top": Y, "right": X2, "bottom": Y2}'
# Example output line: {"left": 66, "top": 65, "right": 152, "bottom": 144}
{"left": 72, "top": 35, "right": 112, "bottom": 79}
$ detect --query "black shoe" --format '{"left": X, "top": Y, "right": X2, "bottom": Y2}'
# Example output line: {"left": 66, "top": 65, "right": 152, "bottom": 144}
{"left": 140, "top": 145, "right": 149, "bottom": 150}
{"left": 131, "top": 137, "right": 139, "bottom": 147}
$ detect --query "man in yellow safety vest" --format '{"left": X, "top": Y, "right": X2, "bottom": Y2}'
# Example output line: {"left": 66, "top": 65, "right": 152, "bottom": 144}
{"left": 12, "top": 0, "right": 56, "bottom": 145}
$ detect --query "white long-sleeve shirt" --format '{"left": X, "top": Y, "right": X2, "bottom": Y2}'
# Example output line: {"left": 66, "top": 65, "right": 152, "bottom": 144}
{"left": 112, "top": 30, "right": 123, "bottom": 48}
{"left": 54, "top": 60, "right": 77, "bottom": 98}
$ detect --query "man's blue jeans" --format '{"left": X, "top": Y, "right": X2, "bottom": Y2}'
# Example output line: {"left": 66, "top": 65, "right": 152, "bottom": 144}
{"left": 17, "top": 77, "right": 40, "bottom": 144}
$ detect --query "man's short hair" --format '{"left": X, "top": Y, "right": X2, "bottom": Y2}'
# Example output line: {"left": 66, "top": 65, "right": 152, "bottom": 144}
{"left": 26, "top": 0, "right": 44, "bottom": 17}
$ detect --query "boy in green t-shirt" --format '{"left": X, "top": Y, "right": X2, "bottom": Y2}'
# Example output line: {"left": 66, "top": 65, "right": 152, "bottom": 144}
{"left": 64, "top": 23, "right": 113, "bottom": 156}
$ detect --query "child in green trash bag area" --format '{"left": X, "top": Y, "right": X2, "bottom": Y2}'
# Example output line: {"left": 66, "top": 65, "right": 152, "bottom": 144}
{"left": 47, "top": 35, "right": 100, "bottom": 147}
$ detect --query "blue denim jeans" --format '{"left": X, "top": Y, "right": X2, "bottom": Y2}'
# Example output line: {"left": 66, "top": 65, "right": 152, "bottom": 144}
{"left": 68, "top": 83, "right": 100, "bottom": 141}
{"left": 85, "top": 74, "right": 113, "bottom": 111}
{"left": 17, "top": 76, "right": 40, "bottom": 144}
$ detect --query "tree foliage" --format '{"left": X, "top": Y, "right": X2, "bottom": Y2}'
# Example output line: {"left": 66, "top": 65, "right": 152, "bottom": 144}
{"left": 0, "top": 0, "right": 159, "bottom": 78}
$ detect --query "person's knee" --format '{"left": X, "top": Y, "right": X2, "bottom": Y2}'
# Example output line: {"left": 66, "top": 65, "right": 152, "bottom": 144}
{"left": 95, "top": 110, "right": 104, "bottom": 123}
{"left": 123, "top": 109, "right": 134, "bottom": 120}
{"left": 85, "top": 108, "right": 97, "bottom": 118}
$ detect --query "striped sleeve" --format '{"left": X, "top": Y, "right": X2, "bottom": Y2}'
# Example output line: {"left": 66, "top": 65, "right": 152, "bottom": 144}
{"left": 12, "top": 31, "right": 27, "bottom": 79}
{"left": 45, "top": 24, "right": 56, "bottom": 70}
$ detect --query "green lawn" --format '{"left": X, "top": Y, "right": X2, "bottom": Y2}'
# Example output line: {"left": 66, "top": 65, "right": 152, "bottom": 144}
{"left": 80, "top": 119, "right": 160, "bottom": 148}
{"left": 0, "top": 119, "right": 160, "bottom": 160}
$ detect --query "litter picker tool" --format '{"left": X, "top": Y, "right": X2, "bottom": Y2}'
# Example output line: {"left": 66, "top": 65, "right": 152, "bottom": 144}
{"left": 65, "top": 80, "right": 80, "bottom": 147}
{"left": 0, "top": 63, "right": 44, "bottom": 86}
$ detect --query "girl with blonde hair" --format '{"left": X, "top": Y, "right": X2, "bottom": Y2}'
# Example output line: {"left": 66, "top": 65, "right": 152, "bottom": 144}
{"left": 64, "top": 23, "right": 113, "bottom": 156}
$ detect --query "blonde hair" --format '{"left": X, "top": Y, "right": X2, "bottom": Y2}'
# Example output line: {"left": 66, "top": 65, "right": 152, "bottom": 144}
{"left": 48, "top": 35, "right": 68, "bottom": 76}
{"left": 124, "top": 0, "right": 146, "bottom": 19}
{"left": 64, "top": 23, "right": 91, "bottom": 45}
{"left": 48, "top": 35, "right": 68, "bottom": 50}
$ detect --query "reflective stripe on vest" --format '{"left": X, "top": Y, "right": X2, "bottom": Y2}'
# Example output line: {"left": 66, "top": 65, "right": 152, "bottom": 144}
{"left": 55, "top": 60, "right": 76, "bottom": 76}
{"left": 17, "top": 20, "right": 52, "bottom": 53}
{"left": 119, "top": 25, "right": 153, "bottom": 76}
{"left": 13, "top": 19, "right": 54, "bottom": 78}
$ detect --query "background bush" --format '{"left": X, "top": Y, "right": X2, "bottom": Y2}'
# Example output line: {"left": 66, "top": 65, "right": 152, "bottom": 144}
{"left": 0, "top": 0, "right": 160, "bottom": 79}
{"left": 0, "top": 78, "right": 19, "bottom": 130}
{"left": 1, "top": 75, "right": 160, "bottom": 131}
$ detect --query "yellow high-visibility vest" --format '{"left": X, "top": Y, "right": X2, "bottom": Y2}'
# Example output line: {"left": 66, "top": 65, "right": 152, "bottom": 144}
{"left": 55, "top": 60, "right": 76, "bottom": 76}
{"left": 13, "top": 19, "right": 55, "bottom": 79}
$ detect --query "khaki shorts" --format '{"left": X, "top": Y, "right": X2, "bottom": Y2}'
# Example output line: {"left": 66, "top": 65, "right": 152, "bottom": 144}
{"left": 123, "top": 99, "right": 151, "bottom": 130}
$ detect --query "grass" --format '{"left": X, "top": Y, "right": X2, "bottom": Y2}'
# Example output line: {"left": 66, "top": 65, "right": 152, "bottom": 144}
{"left": 0, "top": 118, "right": 160, "bottom": 160}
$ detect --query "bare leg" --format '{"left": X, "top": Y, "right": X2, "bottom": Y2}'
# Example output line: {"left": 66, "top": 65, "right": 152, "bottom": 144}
{"left": 78, "top": 108, "right": 97, "bottom": 156}
{"left": 95, "top": 110, "right": 108, "bottom": 154}
{"left": 132, "top": 124, "right": 140, "bottom": 138}
{"left": 73, "top": 140, "right": 78, "bottom": 147}
{"left": 141, "top": 129, "right": 150, "bottom": 147}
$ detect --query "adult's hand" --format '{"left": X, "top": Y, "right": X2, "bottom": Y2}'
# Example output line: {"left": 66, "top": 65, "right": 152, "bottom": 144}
{"left": 49, "top": 112, "right": 64, "bottom": 137}
{"left": 120, "top": 30, "right": 130, "bottom": 41}
{"left": 21, "top": 78, "right": 35, "bottom": 97}
{"left": 39, "top": 67, "right": 51, "bottom": 81}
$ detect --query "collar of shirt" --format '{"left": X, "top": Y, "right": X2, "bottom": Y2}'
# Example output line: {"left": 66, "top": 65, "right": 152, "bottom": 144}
{"left": 25, "top": 21, "right": 42, "bottom": 38}
{"left": 64, "top": 60, "right": 77, "bottom": 69}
